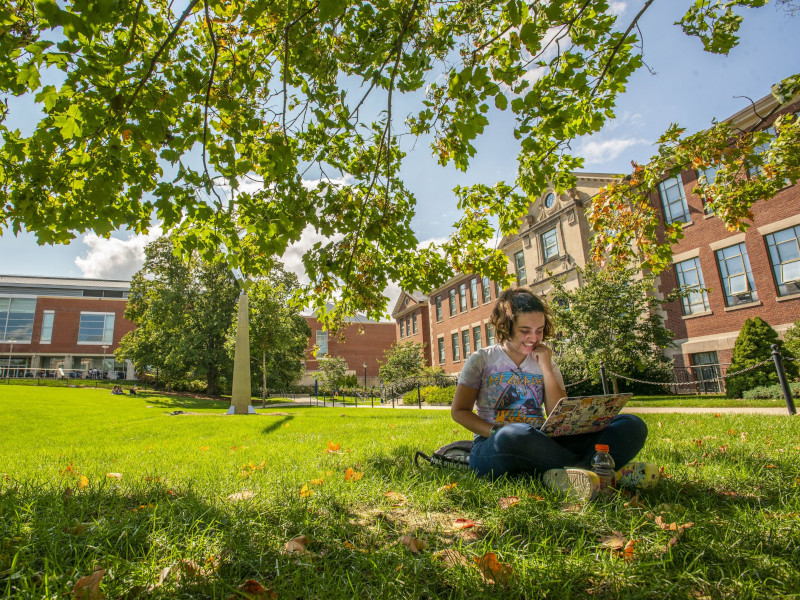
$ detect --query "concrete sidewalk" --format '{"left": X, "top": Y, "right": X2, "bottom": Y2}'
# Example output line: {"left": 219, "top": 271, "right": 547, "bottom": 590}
{"left": 264, "top": 397, "right": 794, "bottom": 415}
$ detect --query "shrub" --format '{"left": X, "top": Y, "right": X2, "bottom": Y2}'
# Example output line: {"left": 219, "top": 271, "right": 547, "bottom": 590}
{"left": 726, "top": 317, "right": 799, "bottom": 398}
{"left": 741, "top": 382, "right": 800, "bottom": 400}
{"left": 402, "top": 385, "right": 456, "bottom": 405}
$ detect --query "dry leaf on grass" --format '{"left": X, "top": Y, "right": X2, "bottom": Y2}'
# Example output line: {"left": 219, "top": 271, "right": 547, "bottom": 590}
{"left": 654, "top": 516, "right": 694, "bottom": 533}
{"left": 398, "top": 535, "right": 426, "bottom": 553}
{"left": 310, "top": 478, "right": 324, "bottom": 485}
{"left": 599, "top": 532, "right": 639, "bottom": 561}
{"left": 325, "top": 441, "right": 341, "bottom": 453}
{"left": 72, "top": 568, "right": 105, "bottom": 600}
{"left": 106, "top": 473, "right": 122, "bottom": 480}
{"left": 229, "top": 579, "right": 277, "bottom": 600}
{"left": 78, "top": 475, "right": 89, "bottom": 488}
{"left": 343, "top": 467, "right": 363, "bottom": 481}
{"left": 474, "top": 552, "right": 513, "bottom": 585}
{"left": 433, "top": 549, "right": 471, "bottom": 568}
{"left": 284, "top": 535, "right": 317, "bottom": 558}
{"left": 498, "top": 496, "right": 520, "bottom": 509}
{"left": 299, "top": 485, "right": 313, "bottom": 497}
{"left": 437, "top": 483, "right": 457, "bottom": 492}
{"left": 384, "top": 491, "right": 406, "bottom": 505}
{"left": 453, "top": 518, "right": 478, "bottom": 530}
{"left": 227, "top": 490, "right": 255, "bottom": 502}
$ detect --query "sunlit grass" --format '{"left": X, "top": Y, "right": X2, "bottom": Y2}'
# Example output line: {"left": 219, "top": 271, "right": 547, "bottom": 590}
{"left": 1, "top": 387, "right": 799, "bottom": 599}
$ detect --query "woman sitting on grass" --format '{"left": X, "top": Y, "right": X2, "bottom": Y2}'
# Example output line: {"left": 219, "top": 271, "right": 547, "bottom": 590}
{"left": 111, "top": 385, "right": 124, "bottom": 395}
{"left": 450, "top": 287, "right": 657, "bottom": 500}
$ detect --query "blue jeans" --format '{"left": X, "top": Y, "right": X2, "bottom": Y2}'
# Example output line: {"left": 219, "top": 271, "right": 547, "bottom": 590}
{"left": 469, "top": 414, "right": 648, "bottom": 479}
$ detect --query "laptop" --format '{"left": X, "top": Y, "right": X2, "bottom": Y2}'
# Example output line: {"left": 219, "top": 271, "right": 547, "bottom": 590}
{"left": 539, "top": 393, "right": 632, "bottom": 437}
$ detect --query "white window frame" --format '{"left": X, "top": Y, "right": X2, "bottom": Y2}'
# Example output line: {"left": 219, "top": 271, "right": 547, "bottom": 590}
{"left": 77, "top": 312, "right": 115, "bottom": 345}
{"left": 658, "top": 174, "right": 691, "bottom": 224}
{"left": 675, "top": 258, "right": 709, "bottom": 315}
{"left": 541, "top": 228, "right": 559, "bottom": 262}
{"left": 451, "top": 333, "right": 460, "bottom": 362}
{"left": 40, "top": 310, "right": 55, "bottom": 344}
{"left": 316, "top": 330, "right": 328, "bottom": 357}
{"left": 0, "top": 296, "right": 37, "bottom": 343}
{"left": 438, "top": 337, "right": 445, "bottom": 364}
{"left": 514, "top": 250, "right": 527, "bottom": 284}
{"left": 765, "top": 225, "right": 800, "bottom": 296}
{"left": 715, "top": 243, "right": 757, "bottom": 306}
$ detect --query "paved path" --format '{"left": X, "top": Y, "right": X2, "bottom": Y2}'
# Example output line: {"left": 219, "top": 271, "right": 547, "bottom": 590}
{"left": 263, "top": 397, "right": 794, "bottom": 415}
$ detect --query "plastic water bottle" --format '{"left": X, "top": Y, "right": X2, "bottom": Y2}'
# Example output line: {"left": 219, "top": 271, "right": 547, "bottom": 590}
{"left": 591, "top": 444, "right": 616, "bottom": 495}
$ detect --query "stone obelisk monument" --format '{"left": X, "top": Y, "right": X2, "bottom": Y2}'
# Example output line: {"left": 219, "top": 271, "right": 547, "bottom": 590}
{"left": 227, "top": 291, "right": 254, "bottom": 414}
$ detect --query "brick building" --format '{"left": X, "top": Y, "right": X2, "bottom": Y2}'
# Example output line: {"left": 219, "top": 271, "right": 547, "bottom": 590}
{"left": 0, "top": 275, "right": 136, "bottom": 378}
{"left": 654, "top": 93, "right": 800, "bottom": 379}
{"left": 394, "top": 173, "right": 618, "bottom": 376}
{"left": 301, "top": 314, "right": 397, "bottom": 387}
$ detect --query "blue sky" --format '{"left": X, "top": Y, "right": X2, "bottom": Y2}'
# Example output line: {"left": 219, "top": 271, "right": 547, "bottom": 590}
{"left": 1, "top": 1, "right": 799, "bottom": 293}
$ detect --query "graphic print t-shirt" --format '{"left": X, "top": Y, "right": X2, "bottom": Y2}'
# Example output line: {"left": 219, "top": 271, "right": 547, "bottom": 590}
{"left": 458, "top": 344, "right": 565, "bottom": 429}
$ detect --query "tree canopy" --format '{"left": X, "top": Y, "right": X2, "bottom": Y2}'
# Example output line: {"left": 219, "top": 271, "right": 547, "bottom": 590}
{"left": 378, "top": 340, "right": 425, "bottom": 383}
{"left": 1, "top": 0, "right": 797, "bottom": 326}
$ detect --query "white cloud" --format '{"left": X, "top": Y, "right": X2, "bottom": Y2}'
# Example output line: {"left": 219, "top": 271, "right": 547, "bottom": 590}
{"left": 75, "top": 230, "right": 161, "bottom": 279}
{"left": 574, "top": 137, "right": 649, "bottom": 166}
{"left": 608, "top": 2, "right": 627, "bottom": 16}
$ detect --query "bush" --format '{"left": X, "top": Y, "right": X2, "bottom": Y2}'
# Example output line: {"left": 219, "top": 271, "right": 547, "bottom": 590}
{"left": 402, "top": 385, "right": 456, "bottom": 405}
{"left": 726, "top": 317, "right": 799, "bottom": 398}
{"left": 741, "top": 382, "right": 800, "bottom": 400}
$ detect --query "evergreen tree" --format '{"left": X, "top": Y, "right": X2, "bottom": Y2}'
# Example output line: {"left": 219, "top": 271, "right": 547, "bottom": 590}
{"left": 726, "top": 317, "right": 799, "bottom": 398}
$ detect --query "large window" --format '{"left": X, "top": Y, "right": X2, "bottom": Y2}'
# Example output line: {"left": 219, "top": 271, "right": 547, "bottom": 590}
{"left": 765, "top": 225, "right": 800, "bottom": 296}
{"left": 462, "top": 329, "right": 471, "bottom": 358}
{"left": 412, "top": 313, "right": 418, "bottom": 335}
{"left": 697, "top": 166, "right": 718, "bottom": 215}
{"left": 481, "top": 276, "right": 491, "bottom": 303}
{"left": 470, "top": 278, "right": 479, "bottom": 308}
{"left": 486, "top": 323, "right": 496, "bottom": 346}
{"left": 399, "top": 320, "right": 405, "bottom": 338}
{"left": 541, "top": 228, "right": 559, "bottom": 262}
{"left": 449, "top": 289, "right": 457, "bottom": 317}
{"left": 715, "top": 243, "right": 757, "bottom": 306}
{"left": 438, "top": 337, "right": 445, "bottom": 364}
{"left": 459, "top": 283, "right": 467, "bottom": 312}
{"left": 40, "top": 311, "right": 54, "bottom": 344}
{"left": 675, "top": 258, "right": 710, "bottom": 315}
{"left": 316, "top": 330, "right": 328, "bottom": 357}
{"left": 0, "top": 297, "right": 36, "bottom": 343}
{"left": 77, "top": 312, "right": 115, "bottom": 345}
{"left": 658, "top": 175, "right": 690, "bottom": 224}
{"left": 451, "top": 333, "right": 460, "bottom": 362}
{"left": 436, "top": 296, "right": 442, "bottom": 322}
{"left": 473, "top": 326, "right": 482, "bottom": 352}
{"left": 514, "top": 251, "right": 527, "bottom": 284}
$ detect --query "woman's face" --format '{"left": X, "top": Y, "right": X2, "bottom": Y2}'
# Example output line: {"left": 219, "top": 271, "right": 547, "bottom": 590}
{"left": 503, "top": 310, "right": 545, "bottom": 359}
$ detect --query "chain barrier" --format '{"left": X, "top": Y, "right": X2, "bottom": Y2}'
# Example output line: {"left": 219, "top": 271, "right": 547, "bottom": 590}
{"left": 604, "top": 357, "right": 775, "bottom": 388}
{"left": 565, "top": 376, "right": 591, "bottom": 388}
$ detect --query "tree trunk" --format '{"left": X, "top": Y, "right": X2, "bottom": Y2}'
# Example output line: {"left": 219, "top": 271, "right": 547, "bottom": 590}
{"left": 262, "top": 351, "right": 267, "bottom": 405}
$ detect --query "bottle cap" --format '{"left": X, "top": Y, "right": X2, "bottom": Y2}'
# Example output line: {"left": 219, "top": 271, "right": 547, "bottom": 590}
{"left": 595, "top": 444, "right": 609, "bottom": 452}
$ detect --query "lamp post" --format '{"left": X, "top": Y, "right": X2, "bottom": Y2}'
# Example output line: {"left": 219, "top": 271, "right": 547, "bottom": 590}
{"left": 363, "top": 362, "right": 367, "bottom": 391}
{"left": 101, "top": 345, "right": 109, "bottom": 379}
{"left": 7, "top": 339, "right": 15, "bottom": 378}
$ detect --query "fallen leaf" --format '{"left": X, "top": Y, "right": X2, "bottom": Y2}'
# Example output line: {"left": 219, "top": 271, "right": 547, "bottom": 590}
{"left": 398, "top": 535, "right": 426, "bottom": 553}
{"left": 310, "top": 478, "right": 324, "bottom": 485}
{"left": 498, "top": 496, "right": 520, "bottom": 510}
{"left": 325, "top": 441, "right": 341, "bottom": 453}
{"left": 599, "top": 531, "right": 627, "bottom": 551}
{"left": 72, "top": 569, "right": 105, "bottom": 599}
{"left": 655, "top": 516, "right": 694, "bottom": 534}
{"left": 64, "top": 524, "right": 84, "bottom": 535}
{"left": 453, "top": 518, "right": 477, "bottom": 530}
{"left": 177, "top": 559, "right": 203, "bottom": 580}
{"left": 284, "top": 423, "right": 290, "bottom": 428}
{"left": 106, "top": 473, "right": 122, "bottom": 480}
{"left": 529, "top": 494, "right": 545, "bottom": 502}
{"left": 284, "top": 535, "right": 314, "bottom": 556}
{"left": 561, "top": 503, "right": 583, "bottom": 513}
{"left": 764, "top": 464, "right": 777, "bottom": 469}
{"left": 433, "top": 549, "right": 470, "bottom": 567}
{"left": 200, "top": 446, "right": 210, "bottom": 451}
{"left": 234, "top": 579, "right": 277, "bottom": 599}
{"left": 227, "top": 490, "right": 255, "bottom": 502}
{"left": 343, "top": 468, "right": 363, "bottom": 481}
{"left": 389, "top": 424, "right": 396, "bottom": 429}
{"left": 384, "top": 491, "right": 406, "bottom": 505}
{"left": 299, "top": 485, "right": 313, "bottom": 497}
{"left": 437, "top": 483, "right": 457, "bottom": 492}
{"left": 622, "top": 539, "right": 639, "bottom": 561}
{"left": 474, "top": 552, "right": 513, "bottom": 585}
{"left": 142, "top": 476, "right": 162, "bottom": 483}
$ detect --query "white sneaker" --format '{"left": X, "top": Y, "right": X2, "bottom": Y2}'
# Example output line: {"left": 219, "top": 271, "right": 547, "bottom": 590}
{"left": 543, "top": 468, "right": 600, "bottom": 501}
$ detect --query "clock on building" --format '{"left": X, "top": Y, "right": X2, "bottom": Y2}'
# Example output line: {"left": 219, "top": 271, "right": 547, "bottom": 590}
{"left": 544, "top": 192, "right": 556, "bottom": 208}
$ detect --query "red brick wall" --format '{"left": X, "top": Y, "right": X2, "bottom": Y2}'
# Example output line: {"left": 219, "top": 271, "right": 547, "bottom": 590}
{"left": 303, "top": 317, "right": 396, "bottom": 376}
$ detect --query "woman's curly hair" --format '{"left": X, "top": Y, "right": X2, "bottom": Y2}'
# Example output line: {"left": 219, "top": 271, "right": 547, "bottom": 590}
{"left": 490, "top": 287, "right": 554, "bottom": 343}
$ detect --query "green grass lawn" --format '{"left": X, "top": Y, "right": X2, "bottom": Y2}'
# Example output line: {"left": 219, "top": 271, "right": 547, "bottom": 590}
{"left": 2, "top": 387, "right": 799, "bottom": 599}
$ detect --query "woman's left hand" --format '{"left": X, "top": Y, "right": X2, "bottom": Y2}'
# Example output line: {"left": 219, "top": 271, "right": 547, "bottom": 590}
{"left": 532, "top": 342, "right": 553, "bottom": 369}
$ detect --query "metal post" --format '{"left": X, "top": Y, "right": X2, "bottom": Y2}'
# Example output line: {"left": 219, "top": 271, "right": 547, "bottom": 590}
{"left": 7, "top": 339, "right": 15, "bottom": 380}
{"left": 599, "top": 362, "right": 609, "bottom": 395}
{"left": 771, "top": 344, "right": 796, "bottom": 415}
{"left": 417, "top": 382, "right": 422, "bottom": 409}
{"left": 371, "top": 389, "right": 374, "bottom": 408}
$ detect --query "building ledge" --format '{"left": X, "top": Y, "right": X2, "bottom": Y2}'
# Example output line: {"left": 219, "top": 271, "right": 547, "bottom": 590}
{"left": 776, "top": 292, "right": 800, "bottom": 302}
{"left": 681, "top": 309, "right": 713, "bottom": 320}
{"left": 723, "top": 300, "right": 762, "bottom": 312}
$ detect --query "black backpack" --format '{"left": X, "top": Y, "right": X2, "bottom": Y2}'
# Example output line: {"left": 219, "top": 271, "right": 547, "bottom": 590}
{"left": 414, "top": 440, "right": 473, "bottom": 470}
